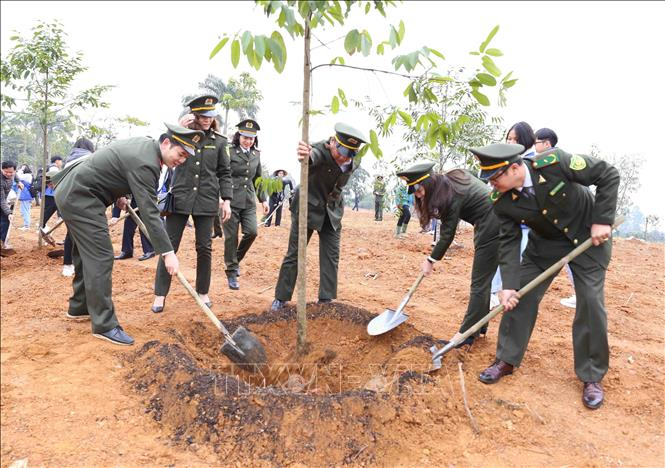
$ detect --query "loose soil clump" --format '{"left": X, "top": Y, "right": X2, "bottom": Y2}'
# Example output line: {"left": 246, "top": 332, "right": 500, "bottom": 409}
{"left": 126, "top": 303, "right": 451, "bottom": 465}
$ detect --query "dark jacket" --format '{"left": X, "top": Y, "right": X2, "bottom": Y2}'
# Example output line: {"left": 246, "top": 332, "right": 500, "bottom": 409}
{"left": 228, "top": 144, "right": 265, "bottom": 210}
{"left": 52, "top": 137, "right": 173, "bottom": 254}
{"left": 290, "top": 140, "right": 359, "bottom": 231}
{"left": 491, "top": 148, "right": 620, "bottom": 289}
{"left": 431, "top": 170, "right": 499, "bottom": 260}
{"left": 170, "top": 129, "right": 232, "bottom": 216}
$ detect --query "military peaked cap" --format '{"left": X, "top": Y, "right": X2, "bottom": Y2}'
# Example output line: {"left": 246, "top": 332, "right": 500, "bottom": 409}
{"left": 186, "top": 95, "right": 218, "bottom": 117}
{"left": 164, "top": 123, "right": 205, "bottom": 156}
{"left": 469, "top": 143, "right": 525, "bottom": 180}
{"left": 334, "top": 122, "right": 367, "bottom": 153}
{"left": 236, "top": 119, "right": 260, "bottom": 137}
{"left": 396, "top": 161, "right": 435, "bottom": 194}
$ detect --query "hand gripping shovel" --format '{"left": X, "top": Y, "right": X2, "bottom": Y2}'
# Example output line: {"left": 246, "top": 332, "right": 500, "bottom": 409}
{"left": 126, "top": 205, "right": 267, "bottom": 372}
{"left": 367, "top": 272, "right": 425, "bottom": 335}
{"left": 429, "top": 217, "right": 624, "bottom": 371}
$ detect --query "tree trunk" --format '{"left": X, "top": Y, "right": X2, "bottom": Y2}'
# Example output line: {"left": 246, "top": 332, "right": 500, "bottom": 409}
{"left": 37, "top": 73, "right": 49, "bottom": 247}
{"left": 223, "top": 107, "right": 230, "bottom": 135}
{"left": 296, "top": 18, "right": 312, "bottom": 357}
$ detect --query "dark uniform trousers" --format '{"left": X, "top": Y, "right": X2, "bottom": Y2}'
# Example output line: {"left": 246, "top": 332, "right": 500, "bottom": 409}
{"left": 42, "top": 195, "right": 58, "bottom": 227}
{"left": 212, "top": 208, "right": 224, "bottom": 237}
{"left": 223, "top": 204, "right": 258, "bottom": 276}
{"left": 121, "top": 197, "right": 153, "bottom": 255}
{"left": 274, "top": 213, "right": 341, "bottom": 302}
{"left": 374, "top": 196, "right": 383, "bottom": 220}
{"left": 265, "top": 194, "right": 284, "bottom": 226}
{"left": 496, "top": 238, "right": 609, "bottom": 383}
{"left": 154, "top": 213, "right": 214, "bottom": 296}
{"left": 62, "top": 207, "right": 119, "bottom": 334}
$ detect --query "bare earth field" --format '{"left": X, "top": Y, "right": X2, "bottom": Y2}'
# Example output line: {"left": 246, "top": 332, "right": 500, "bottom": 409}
{"left": 1, "top": 206, "right": 664, "bottom": 467}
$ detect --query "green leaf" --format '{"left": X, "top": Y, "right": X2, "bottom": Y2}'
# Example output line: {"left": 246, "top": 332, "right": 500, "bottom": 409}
{"left": 209, "top": 37, "right": 229, "bottom": 59}
{"left": 338, "top": 88, "right": 348, "bottom": 106}
{"left": 485, "top": 48, "right": 503, "bottom": 57}
{"left": 377, "top": 42, "right": 385, "bottom": 55}
{"left": 360, "top": 31, "right": 372, "bottom": 57}
{"left": 331, "top": 95, "right": 339, "bottom": 113}
{"left": 479, "top": 25, "right": 499, "bottom": 53}
{"left": 482, "top": 55, "right": 501, "bottom": 77}
{"left": 389, "top": 26, "right": 397, "bottom": 47}
{"left": 398, "top": 20, "right": 405, "bottom": 42}
{"left": 269, "top": 31, "right": 287, "bottom": 73}
{"left": 344, "top": 29, "right": 360, "bottom": 55}
{"left": 476, "top": 73, "right": 497, "bottom": 86}
{"left": 231, "top": 39, "right": 240, "bottom": 67}
{"left": 254, "top": 35, "right": 266, "bottom": 59}
{"left": 370, "top": 129, "right": 379, "bottom": 151}
{"left": 469, "top": 51, "right": 480, "bottom": 56}
{"left": 365, "top": 2, "right": 370, "bottom": 13}
{"left": 241, "top": 31, "right": 252, "bottom": 53}
{"left": 428, "top": 75, "right": 453, "bottom": 84}
{"left": 503, "top": 78, "right": 518, "bottom": 89}
{"left": 428, "top": 47, "right": 445, "bottom": 60}
{"left": 471, "top": 89, "right": 490, "bottom": 106}
{"left": 397, "top": 110, "right": 412, "bottom": 126}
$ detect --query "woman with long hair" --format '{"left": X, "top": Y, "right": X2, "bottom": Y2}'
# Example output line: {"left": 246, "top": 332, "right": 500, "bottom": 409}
{"left": 397, "top": 161, "right": 500, "bottom": 347}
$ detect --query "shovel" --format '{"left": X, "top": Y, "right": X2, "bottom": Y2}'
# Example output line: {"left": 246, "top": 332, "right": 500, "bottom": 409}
{"left": 429, "top": 217, "right": 624, "bottom": 371}
{"left": 40, "top": 210, "right": 133, "bottom": 246}
{"left": 1, "top": 203, "right": 18, "bottom": 256}
{"left": 125, "top": 204, "right": 267, "bottom": 372}
{"left": 367, "top": 272, "right": 424, "bottom": 335}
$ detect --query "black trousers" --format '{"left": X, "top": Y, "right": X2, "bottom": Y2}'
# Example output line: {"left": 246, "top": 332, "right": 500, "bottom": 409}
{"left": 265, "top": 196, "right": 283, "bottom": 226}
{"left": 154, "top": 213, "right": 214, "bottom": 296}
{"left": 42, "top": 195, "right": 58, "bottom": 227}
{"left": 120, "top": 198, "right": 153, "bottom": 255}
{"left": 396, "top": 206, "right": 411, "bottom": 226}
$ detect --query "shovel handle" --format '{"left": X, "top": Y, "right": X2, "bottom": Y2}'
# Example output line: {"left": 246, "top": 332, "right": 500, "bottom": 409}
{"left": 395, "top": 271, "right": 425, "bottom": 312}
{"left": 125, "top": 205, "right": 238, "bottom": 344}
{"left": 432, "top": 216, "right": 625, "bottom": 362}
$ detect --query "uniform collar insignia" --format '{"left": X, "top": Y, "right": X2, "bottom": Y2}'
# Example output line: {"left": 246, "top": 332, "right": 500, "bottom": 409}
{"left": 512, "top": 192, "right": 519, "bottom": 201}
{"left": 538, "top": 174, "right": 546, "bottom": 184}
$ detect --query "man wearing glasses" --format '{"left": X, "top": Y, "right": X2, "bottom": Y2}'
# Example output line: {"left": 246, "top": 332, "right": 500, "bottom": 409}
{"left": 271, "top": 123, "right": 367, "bottom": 310}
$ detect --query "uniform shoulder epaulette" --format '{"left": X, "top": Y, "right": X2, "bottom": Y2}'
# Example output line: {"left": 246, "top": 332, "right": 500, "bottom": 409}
{"left": 530, "top": 150, "right": 559, "bottom": 169}
{"left": 489, "top": 189, "right": 505, "bottom": 204}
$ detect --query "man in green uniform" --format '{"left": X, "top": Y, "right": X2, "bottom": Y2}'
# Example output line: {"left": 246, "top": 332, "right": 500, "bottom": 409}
{"left": 373, "top": 175, "right": 386, "bottom": 221}
{"left": 53, "top": 124, "right": 202, "bottom": 345}
{"left": 151, "top": 95, "right": 233, "bottom": 312}
{"left": 223, "top": 119, "right": 269, "bottom": 290}
{"left": 271, "top": 123, "right": 367, "bottom": 310}
{"left": 471, "top": 143, "right": 620, "bottom": 410}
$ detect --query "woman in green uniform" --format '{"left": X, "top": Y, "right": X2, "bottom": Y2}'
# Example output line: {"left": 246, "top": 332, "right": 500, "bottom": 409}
{"left": 397, "top": 161, "right": 500, "bottom": 347}
{"left": 222, "top": 119, "right": 269, "bottom": 290}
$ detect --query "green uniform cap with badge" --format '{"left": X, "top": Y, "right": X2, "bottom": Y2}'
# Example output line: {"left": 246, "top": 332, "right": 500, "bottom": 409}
{"left": 236, "top": 119, "right": 261, "bottom": 137}
{"left": 164, "top": 122, "right": 204, "bottom": 156}
{"left": 333, "top": 122, "right": 367, "bottom": 159}
{"left": 396, "top": 161, "right": 436, "bottom": 194}
{"left": 469, "top": 143, "right": 525, "bottom": 180}
{"left": 185, "top": 94, "right": 218, "bottom": 117}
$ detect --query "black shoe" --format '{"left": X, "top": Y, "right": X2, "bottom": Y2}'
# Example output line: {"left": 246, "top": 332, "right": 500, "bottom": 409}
{"left": 204, "top": 302, "right": 212, "bottom": 308}
{"left": 271, "top": 299, "right": 287, "bottom": 311}
{"left": 236, "top": 267, "right": 240, "bottom": 277}
{"left": 228, "top": 277, "right": 240, "bottom": 290}
{"left": 114, "top": 251, "right": 133, "bottom": 260}
{"left": 151, "top": 299, "right": 166, "bottom": 314}
{"left": 93, "top": 326, "right": 134, "bottom": 346}
{"left": 317, "top": 298, "right": 332, "bottom": 304}
{"left": 138, "top": 251, "right": 156, "bottom": 261}
{"left": 479, "top": 325, "right": 488, "bottom": 336}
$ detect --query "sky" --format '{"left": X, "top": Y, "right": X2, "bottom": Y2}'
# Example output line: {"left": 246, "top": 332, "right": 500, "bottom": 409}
{"left": 1, "top": 1, "right": 663, "bottom": 218}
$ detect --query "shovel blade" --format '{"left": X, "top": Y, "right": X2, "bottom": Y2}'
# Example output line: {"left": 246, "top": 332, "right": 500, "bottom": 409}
{"left": 367, "top": 308, "right": 409, "bottom": 336}
{"left": 220, "top": 326, "right": 267, "bottom": 373}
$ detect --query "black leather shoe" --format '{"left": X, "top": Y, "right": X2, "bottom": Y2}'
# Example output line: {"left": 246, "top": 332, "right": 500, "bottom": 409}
{"left": 271, "top": 299, "right": 287, "bottom": 311}
{"left": 228, "top": 277, "right": 240, "bottom": 290}
{"left": 138, "top": 251, "right": 156, "bottom": 261}
{"left": 583, "top": 382, "right": 604, "bottom": 409}
{"left": 479, "top": 360, "right": 514, "bottom": 384}
{"left": 204, "top": 302, "right": 212, "bottom": 308}
{"left": 93, "top": 326, "right": 134, "bottom": 346}
{"left": 114, "top": 251, "right": 133, "bottom": 260}
{"left": 317, "top": 298, "right": 332, "bottom": 304}
{"left": 151, "top": 300, "right": 165, "bottom": 314}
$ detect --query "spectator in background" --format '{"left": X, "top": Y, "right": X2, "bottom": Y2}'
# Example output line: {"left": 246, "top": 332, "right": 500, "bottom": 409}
{"left": 394, "top": 180, "right": 414, "bottom": 238}
{"left": 1, "top": 161, "right": 21, "bottom": 255}
{"left": 373, "top": 175, "right": 386, "bottom": 221}
{"left": 16, "top": 164, "right": 33, "bottom": 230}
{"left": 265, "top": 169, "right": 293, "bottom": 227}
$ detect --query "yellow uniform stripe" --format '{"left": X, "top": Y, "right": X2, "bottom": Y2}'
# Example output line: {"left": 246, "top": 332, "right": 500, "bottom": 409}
{"left": 171, "top": 135, "right": 195, "bottom": 149}
{"left": 191, "top": 106, "right": 215, "bottom": 111}
{"left": 407, "top": 173, "right": 430, "bottom": 186}
{"left": 335, "top": 134, "right": 360, "bottom": 150}
{"left": 479, "top": 160, "right": 509, "bottom": 170}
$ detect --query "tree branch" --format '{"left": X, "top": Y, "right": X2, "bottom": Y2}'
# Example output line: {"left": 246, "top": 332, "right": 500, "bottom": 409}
{"left": 310, "top": 62, "right": 419, "bottom": 79}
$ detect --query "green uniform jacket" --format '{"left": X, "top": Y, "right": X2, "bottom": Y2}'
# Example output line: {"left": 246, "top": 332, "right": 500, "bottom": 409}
{"left": 491, "top": 148, "right": 620, "bottom": 290}
{"left": 431, "top": 170, "right": 498, "bottom": 260}
{"left": 52, "top": 137, "right": 173, "bottom": 254}
{"left": 373, "top": 179, "right": 386, "bottom": 198}
{"left": 170, "top": 129, "right": 232, "bottom": 216}
{"left": 228, "top": 144, "right": 265, "bottom": 209}
{"left": 290, "top": 140, "right": 359, "bottom": 231}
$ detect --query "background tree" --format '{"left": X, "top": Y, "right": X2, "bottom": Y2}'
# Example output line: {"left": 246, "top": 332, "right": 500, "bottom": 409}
{"left": 183, "top": 72, "right": 263, "bottom": 135}
{"left": 341, "top": 166, "right": 370, "bottom": 207}
{"left": 1, "top": 20, "right": 111, "bottom": 245}
{"left": 644, "top": 214, "right": 660, "bottom": 241}
{"left": 590, "top": 145, "right": 644, "bottom": 217}
{"left": 210, "top": 0, "right": 514, "bottom": 354}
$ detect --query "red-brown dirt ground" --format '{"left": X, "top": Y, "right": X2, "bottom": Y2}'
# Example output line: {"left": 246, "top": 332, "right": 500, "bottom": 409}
{"left": 1, "top": 206, "right": 663, "bottom": 466}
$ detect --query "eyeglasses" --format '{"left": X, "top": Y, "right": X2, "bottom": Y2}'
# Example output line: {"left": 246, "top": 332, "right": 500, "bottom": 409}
{"left": 335, "top": 142, "right": 357, "bottom": 159}
{"left": 535, "top": 140, "right": 548, "bottom": 145}
{"left": 489, "top": 168, "right": 509, "bottom": 182}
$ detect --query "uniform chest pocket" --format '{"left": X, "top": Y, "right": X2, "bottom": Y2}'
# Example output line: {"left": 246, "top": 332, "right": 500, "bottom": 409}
{"left": 547, "top": 181, "right": 569, "bottom": 208}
